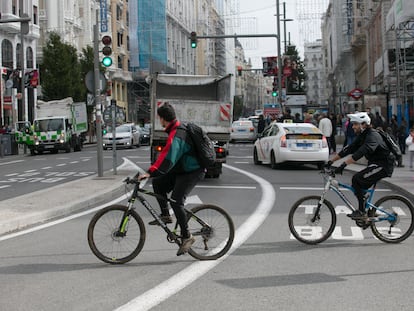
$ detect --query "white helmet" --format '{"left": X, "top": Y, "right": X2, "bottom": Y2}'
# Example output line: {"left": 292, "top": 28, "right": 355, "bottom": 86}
{"left": 347, "top": 112, "right": 371, "bottom": 125}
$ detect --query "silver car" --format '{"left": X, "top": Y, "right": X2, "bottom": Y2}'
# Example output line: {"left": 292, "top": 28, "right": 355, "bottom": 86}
{"left": 103, "top": 123, "right": 141, "bottom": 149}
{"left": 230, "top": 120, "right": 257, "bottom": 143}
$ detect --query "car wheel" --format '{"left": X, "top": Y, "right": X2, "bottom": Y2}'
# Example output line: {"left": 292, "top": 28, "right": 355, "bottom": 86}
{"left": 270, "top": 151, "right": 278, "bottom": 169}
{"left": 253, "top": 148, "right": 262, "bottom": 165}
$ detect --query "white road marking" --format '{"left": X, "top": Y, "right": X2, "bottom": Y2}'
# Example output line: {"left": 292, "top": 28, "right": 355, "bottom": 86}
{"left": 0, "top": 160, "right": 24, "bottom": 166}
{"left": 0, "top": 185, "right": 10, "bottom": 189}
{"left": 234, "top": 161, "right": 250, "bottom": 164}
{"left": 280, "top": 186, "right": 391, "bottom": 192}
{"left": 114, "top": 164, "right": 276, "bottom": 311}
{"left": 41, "top": 167, "right": 52, "bottom": 170}
{"left": 196, "top": 185, "right": 256, "bottom": 189}
{"left": 56, "top": 163, "right": 66, "bottom": 166}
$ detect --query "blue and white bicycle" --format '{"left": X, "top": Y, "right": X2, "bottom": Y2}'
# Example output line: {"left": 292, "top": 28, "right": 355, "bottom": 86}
{"left": 288, "top": 164, "right": 414, "bottom": 245}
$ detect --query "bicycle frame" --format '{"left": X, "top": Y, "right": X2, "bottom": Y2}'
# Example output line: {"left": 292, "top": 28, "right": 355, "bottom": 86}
{"left": 317, "top": 170, "right": 397, "bottom": 222}
{"left": 118, "top": 179, "right": 210, "bottom": 243}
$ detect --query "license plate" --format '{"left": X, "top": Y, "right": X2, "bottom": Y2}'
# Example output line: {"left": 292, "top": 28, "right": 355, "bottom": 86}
{"left": 237, "top": 129, "right": 247, "bottom": 132}
{"left": 297, "top": 143, "right": 312, "bottom": 148}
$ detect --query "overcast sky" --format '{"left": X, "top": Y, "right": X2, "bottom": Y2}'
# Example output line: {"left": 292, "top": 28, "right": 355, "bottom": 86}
{"left": 237, "top": 0, "right": 327, "bottom": 68}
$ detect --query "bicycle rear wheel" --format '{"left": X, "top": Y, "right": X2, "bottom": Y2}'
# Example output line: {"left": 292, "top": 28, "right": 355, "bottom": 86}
{"left": 288, "top": 195, "right": 337, "bottom": 245}
{"left": 370, "top": 195, "right": 414, "bottom": 243}
{"left": 87, "top": 204, "right": 146, "bottom": 264}
{"left": 187, "top": 204, "right": 235, "bottom": 260}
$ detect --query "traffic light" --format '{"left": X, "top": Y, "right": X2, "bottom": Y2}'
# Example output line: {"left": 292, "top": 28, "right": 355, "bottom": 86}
{"left": 272, "top": 87, "right": 278, "bottom": 97}
{"left": 237, "top": 66, "right": 242, "bottom": 76}
{"left": 190, "top": 32, "right": 197, "bottom": 48}
{"left": 101, "top": 35, "right": 112, "bottom": 67}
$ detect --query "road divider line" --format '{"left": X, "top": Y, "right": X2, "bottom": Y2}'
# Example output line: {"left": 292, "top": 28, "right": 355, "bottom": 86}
{"left": 114, "top": 164, "right": 276, "bottom": 311}
{"left": 0, "top": 160, "right": 24, "bottom": 166}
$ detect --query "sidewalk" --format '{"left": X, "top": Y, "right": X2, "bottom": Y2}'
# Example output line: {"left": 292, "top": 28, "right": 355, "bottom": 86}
{"left": 0, "top": 147, "right": 412, "bottom": 237}
{"left": 0, "top": 157, "right": 138, "bottom": 236}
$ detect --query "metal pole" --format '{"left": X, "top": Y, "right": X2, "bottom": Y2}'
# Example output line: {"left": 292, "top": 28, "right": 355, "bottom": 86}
{"left": 283, "top": 2, "right": 287, "bottom": 53}
{"left": 276, "top": 0, "right": 283, "bottom": 110}
{"left": 94, "top": 11, "right": 104, "bottom": 177}
{"left": 111, "top": 99, "right": 117, "bottom": 175}
{"left": 19, "top": 0, "right": 26, "bottom": 122}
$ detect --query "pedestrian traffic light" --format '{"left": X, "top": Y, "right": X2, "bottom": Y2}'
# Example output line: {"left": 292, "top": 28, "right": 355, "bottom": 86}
{"left": 272, "top": 87, "right": 278, "bottom": 97}
{"left": 101, "top": 35, "right": 112, "bottom": 67}
{"left": 190, "top": 32, "right": 197, "bottom": 48}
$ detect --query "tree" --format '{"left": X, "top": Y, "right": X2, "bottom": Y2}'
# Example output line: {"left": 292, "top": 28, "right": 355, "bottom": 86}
{"left": 40, "top": 32, "right": 83, "bottom": 101}
{"left": 284, "top": 45, "right": 306, "bottom": 95}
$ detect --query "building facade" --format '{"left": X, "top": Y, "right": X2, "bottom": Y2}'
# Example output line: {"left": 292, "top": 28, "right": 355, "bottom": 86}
{"left": 0, "top": 0, "right": 40, "bottom": 127}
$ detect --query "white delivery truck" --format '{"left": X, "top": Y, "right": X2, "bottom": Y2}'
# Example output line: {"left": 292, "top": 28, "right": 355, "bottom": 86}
{"left": 15, "top": 97, "right": 87, "bottom": 155}
{"left": 149, "top": 74, "right": 233, "bottom": 178}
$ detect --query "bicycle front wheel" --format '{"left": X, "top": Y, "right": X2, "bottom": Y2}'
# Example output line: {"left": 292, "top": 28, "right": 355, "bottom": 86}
{"left": 87, "top": 205, "right": 146, "bottom": 264}
{"left": 288, "top": 195, "right": 337, "bottom": 245}
{"left": 371, "top": 195, "right": 414, "bottom": 243}
{"left": 187, "top": 204, "right": 235, "bottom": 260}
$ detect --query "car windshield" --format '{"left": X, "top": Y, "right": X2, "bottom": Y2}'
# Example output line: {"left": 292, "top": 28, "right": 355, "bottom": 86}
{"left": 283, "top": 126, "right": 320, "bottom": 134}
{"left": 34, "top": 119, "right": 64, "bottom": 132}
{"left": 116, "top": 125, "right": 130, "bottom": 133}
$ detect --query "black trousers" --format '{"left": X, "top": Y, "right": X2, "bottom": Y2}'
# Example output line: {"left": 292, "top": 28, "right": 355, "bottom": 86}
{"left": 352, "top": 164, "right": 388, "bottom": 212}
{"left": 152, "top": 169, "right": 205, "bottom": 237}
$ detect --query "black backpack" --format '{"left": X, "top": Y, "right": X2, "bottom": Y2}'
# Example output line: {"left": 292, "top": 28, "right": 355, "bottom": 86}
{"left": 376, "top": 129, "right": 402, "bottom": 158}
{"left": 185, "top": 122, "right": 216, "bottom": 168}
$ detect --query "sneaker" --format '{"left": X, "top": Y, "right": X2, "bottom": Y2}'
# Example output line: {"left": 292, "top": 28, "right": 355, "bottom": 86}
{"left": 177, "top": 235, "right": 195, "bottom": 256}
{"left": 347, "top": 210, "right": 366, "bottom": 219}
{"left": 148, "top": 215, "right": 173, "bottom": 226}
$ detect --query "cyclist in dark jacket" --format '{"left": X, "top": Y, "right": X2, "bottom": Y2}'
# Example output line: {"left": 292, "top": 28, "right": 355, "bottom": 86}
{"left": 329, "top": 112, "right": 395, "bottom": 219}
{"left": 137, "top": 102, "right": 205, "bottom": 256}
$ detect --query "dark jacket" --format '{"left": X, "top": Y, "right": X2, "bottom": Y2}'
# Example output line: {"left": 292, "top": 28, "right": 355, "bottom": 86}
{"left": 148, "top": 120, "right": 201, "bottom": 177}
{"left": 338, "top": 127, "right": 395, "bottom": 176}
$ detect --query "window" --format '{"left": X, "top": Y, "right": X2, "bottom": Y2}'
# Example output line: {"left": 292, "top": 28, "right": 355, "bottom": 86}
{"left": 26, "top": 47, "right": 34, "bottom": 68}
{"left": 33, "top": 6, "right": 38, "bottom": 25}
{"left": 16, "top": 44, "right": 21, "bottom": 69}
{"left": 1, "top": 40, "right": 13, "bottom": 69}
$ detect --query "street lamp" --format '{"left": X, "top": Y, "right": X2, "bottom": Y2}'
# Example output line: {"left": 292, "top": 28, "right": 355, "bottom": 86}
{"left": 281, "top": 2, "right": 293, "bottom": 53}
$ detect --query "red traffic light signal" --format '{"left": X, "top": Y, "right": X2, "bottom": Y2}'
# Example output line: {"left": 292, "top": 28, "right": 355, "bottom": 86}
{"left": 237, "top": 66, "right": 242, "bottom": 76}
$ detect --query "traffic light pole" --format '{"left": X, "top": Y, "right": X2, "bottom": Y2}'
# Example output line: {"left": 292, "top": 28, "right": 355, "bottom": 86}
{"left": 93, "top": 13, "right": 104, "bottom": 177}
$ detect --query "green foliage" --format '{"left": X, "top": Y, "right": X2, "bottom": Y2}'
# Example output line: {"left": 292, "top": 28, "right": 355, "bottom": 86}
{"left": 284, "top": 45, "right": 307, "bottom": 94}
{"left": 40, "top": 32, "right": 84, "bottom": 101}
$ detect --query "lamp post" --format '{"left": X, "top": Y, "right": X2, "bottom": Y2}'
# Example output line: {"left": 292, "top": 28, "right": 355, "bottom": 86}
{"left": 281, "top": 2, "right": 293, "bottom": 53}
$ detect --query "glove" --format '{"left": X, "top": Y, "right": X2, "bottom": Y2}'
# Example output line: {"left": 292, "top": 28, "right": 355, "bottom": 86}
{"left": 334, "top": 162, "right": 347, "bottom": 175}
{"left": 325, "top": 160, "right": 333, "bottom": 168}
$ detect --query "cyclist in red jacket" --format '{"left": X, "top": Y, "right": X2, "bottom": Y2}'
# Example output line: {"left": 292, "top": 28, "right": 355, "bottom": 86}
{"left": 137, "top": 102, "right": 205, "bottom": 256}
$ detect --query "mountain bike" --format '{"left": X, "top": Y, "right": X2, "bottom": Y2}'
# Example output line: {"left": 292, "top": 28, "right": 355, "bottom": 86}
{"left": 288, "top": 164, "right": 414, "bottom": 245}
{"left": 87, "top": 176, "right": 235, "bottom": 264}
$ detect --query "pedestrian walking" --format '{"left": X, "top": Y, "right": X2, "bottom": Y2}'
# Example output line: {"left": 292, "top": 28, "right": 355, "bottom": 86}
{"left": 405, "top": 128, "right": 414, "bottom": 170}
{"left": 318, "top": 113, "right": 333, "bottom": 153}
{"left": 398, "top": 117, "right": 407, "bottom": 154}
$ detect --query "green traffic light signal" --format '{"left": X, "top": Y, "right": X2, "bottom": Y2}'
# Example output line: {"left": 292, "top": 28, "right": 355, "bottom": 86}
{"left": 102, "top": 128, "right": 107, "bottom": 135}
{"left": 102, "top": 56, "right": 112, "bottom": 67}
{"left": 101, "top": 35, "right": 112, "bottom": 67}
{"left": 190, "top": 31, "right": 197, "bottom": 48}
{"left": 272, "top": 90, "right": 278, "bottom": 97}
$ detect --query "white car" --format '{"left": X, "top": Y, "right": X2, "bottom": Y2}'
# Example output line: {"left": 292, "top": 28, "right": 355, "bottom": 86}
{"left": 253, "top": 121, "right": 329, "bottom": 169}
{"left": 103, "top": 123, "right": 140, "bottom": 150}
{"left": 230, "top": 120, "right": 257, "bottom": 143}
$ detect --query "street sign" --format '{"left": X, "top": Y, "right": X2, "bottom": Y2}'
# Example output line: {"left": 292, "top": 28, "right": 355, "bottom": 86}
{"left": 348, "top": 88, "right": 363, "bottom": 100}
{"left": 85, "top": 71, "right": 107, "bottom": 94}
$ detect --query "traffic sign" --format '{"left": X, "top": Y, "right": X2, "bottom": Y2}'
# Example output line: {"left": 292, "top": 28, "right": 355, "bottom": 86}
{"left": 348, "top": 88, "right": 363, "bottom": 100}
{"left": 85, "top": 71, "right": 107, "bottom": 94}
